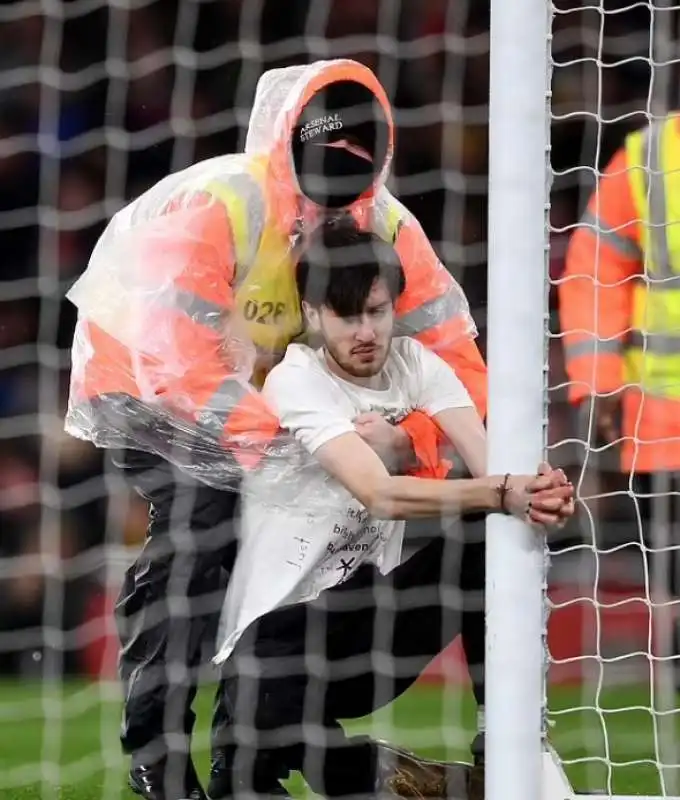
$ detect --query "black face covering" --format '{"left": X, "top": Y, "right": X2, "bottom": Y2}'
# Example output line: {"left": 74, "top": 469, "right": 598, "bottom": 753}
{"left": 291, "top": 80, "right": 389, "bottom": 208}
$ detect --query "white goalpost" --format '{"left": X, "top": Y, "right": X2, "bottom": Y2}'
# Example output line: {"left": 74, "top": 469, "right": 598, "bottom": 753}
{"left": 485, "top": 0, "right": 551, "bottom": 798}
{"left": 486, "top": 0, "right": 680, "bottom": 799}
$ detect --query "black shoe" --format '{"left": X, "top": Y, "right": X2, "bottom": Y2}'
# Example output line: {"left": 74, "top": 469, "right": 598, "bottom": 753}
{"left": 470, "top": 732, "right": 484, "bottom": 763}
{"left": 207, "top": 749, "right": 290, "bottom": 800}
{"left": 129, "top": 755, "right": 207, "bottom": 800}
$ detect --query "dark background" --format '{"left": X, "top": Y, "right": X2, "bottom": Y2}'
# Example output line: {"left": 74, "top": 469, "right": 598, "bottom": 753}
{"left": 0, "top": 0, "right": 673, "bottom": 676}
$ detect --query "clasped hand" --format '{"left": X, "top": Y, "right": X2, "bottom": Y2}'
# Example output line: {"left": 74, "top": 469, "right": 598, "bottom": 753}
{"left": 353, "top": 413, "right": 576, "bottom": 527}
{"left": 507, "top": 463, "right": 575, "bottom": 528}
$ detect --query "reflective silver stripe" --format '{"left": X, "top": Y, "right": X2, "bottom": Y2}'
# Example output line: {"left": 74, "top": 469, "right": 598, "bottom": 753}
{"left": 371, "top": 191, "right": 403, "bottom": 244}
{"left": 580, "top": 210, "right": 640, "bottom": 259}
{"left": 643, "top": 122, "right": 674, "bottom": 280}
{"left": 210, "top": 172, "right": 265, "bottom": 283}
{"left": 564, "top": 339, "right": 622, "bottom": 359}
{"left": 196, "top": 377, "right": 250, "bottom": 439}
{"left": 233, "top": 172, "right": 265, "bottom": 271}
{"left": 173, "top": 289, "right": 228, "bottom": 332}
{"left": 394, "top": 286, "right": 461, "bottom": 337}
{"left": 369, "top": 193, "right": 392, "bottom": 243}
{"left": 626, "top": 330, "right": 680, "bottom": 355}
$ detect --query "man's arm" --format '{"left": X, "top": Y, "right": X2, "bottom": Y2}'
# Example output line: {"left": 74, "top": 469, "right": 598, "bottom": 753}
{"left": 264, "top": 359, "right": 569, "bottom": 523}
{"left": 418, "top": 348, "right": 575, "bottom": 524}
{"left": 411, "top": 339, "right": 486, "bottom": 475}
{"left": 316, "top": 432, "right": 496, "bottom": 519}
{"left": 313, "top": 432, "right": 566, "bottom": 522}
{"left": 354, "top": 335, "right": 485, "bottom": 478}
{"left": 431, "top": 407, "right": 486, "bottom": 476}
{"left": 68, "top": 188, "right": 279, "bottom": 472}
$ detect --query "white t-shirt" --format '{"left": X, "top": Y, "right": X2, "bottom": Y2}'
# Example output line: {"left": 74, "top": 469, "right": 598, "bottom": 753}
{"left": 214, "top": 336, "right": 473, "bottom": 663}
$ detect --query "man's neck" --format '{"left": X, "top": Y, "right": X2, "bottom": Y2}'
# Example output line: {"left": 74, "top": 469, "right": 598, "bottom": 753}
{"left": 323, "top": 350, "right": 385, "bottom": 390}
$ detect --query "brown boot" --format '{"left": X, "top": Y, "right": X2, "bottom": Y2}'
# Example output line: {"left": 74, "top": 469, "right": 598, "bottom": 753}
{"left": 374, "top": 740, "right": 471, "bottom": 798}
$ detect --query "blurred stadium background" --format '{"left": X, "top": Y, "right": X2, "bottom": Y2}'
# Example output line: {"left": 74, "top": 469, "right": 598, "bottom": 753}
{"left": 1, "top": 0, "right": 679, "bottom": 797}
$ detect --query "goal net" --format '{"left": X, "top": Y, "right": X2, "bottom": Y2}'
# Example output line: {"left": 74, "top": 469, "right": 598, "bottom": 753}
{"left": 547, "top": 1, "right": 680, "bottom": 798}
{"left": 0, "top": 0, "right": 677, "bottom": 798}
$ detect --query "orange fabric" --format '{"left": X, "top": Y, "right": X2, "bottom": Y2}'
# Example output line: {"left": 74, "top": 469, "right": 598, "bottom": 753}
{"left": 223, "top": 392, "right": 282, "bottom": 469}
{"left": 78, "top": 195, "right": 280, "bottom": 464}
{"left": 158, "top": 191, "right": 236, "bottom": 306}
{"left": 74, "top": 321, "right": 140, "bottom": 403}
{"left": 561, "top": 352, "right": 625, "bottom": 404}
{"left": 78, "top": 317, "right": 273, "bottom": 428}
{"left": 560, "top": 147, "right": 639, "bottom": 403}
{"left": 391, "top": 213, "right": 488, "bottom": 470}
{"left": 78, "top": 62, "right": 489, "bottom": 476}
{"left": 397, "top": 329, "right": 487, "bottom": 475}
{"left": 559, "top": 120, "right": 680, "bottom": 472}
{"left": 78, "top": 319, "right": 280, "bottom": 468}
{"left": 393, "top": 222, "right": 453, "bottom": 315}
{"left": 621, "top": 391, "right": 680, "bottom": 473}
{"left": 396, "top": 217, "right": 488, "bottom": 404}
{"left": 81, "top": 194, "right": 235, "bottom": 400}
{"left": 416, "top": 323, "right": 487, "bottom": 420}
{"left": 399, "top": 411, "right": 452, "bottom": 479}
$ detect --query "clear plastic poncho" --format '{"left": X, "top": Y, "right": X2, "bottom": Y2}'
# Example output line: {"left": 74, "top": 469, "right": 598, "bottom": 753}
{"left": 64, "top": 59, "right": 477, "bottom": 507}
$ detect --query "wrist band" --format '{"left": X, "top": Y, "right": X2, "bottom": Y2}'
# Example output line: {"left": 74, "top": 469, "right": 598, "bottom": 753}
{"left": 498, "top": 473, "right": 512, "bottom": 514}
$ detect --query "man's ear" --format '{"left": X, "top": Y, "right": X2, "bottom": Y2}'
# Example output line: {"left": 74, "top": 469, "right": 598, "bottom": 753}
{"left": 302, "top": 300, "right": 321, "bottom": 333}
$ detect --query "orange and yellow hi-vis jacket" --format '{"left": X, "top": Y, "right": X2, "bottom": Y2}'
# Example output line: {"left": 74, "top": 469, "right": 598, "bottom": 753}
{"left": 560, "top": 113, "right": 680, "bottom": 472}
{"left": 65, "top": 59, "right": 487, "bottom": 487}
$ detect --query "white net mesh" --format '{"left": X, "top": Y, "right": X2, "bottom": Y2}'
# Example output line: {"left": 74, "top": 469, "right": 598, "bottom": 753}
{"left": 0, "top": 0, "right": 675, "bottom": 798}
{"left": 549, "top": 0, "right": 680, "bottom": 796}
{"left": 0, "top": 3, "right": 488, "bottom": 797}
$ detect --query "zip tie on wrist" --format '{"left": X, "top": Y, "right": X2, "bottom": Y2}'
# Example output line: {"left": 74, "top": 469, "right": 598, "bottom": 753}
{"left": 498, "top": 473, "right": 512, "bottom": 514}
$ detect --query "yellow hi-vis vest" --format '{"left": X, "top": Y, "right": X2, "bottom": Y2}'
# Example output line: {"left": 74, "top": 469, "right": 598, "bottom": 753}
{"left": 204, "top": 157, "right": 404, "bottom": 385}
{"left": 625, "top": 116, "right": 680, "bottom": 398}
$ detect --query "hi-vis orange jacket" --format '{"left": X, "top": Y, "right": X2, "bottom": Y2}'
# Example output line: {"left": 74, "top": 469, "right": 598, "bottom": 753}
{"left": 560, "top": 114, "right": 680, "bottom": 473}
{"left": 65, "top": 60, "right": 487, "bottom": 486}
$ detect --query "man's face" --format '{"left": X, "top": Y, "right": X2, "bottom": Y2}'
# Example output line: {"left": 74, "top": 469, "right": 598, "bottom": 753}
{"left": 315, "top": 278, "right": 395, "bottom": 379}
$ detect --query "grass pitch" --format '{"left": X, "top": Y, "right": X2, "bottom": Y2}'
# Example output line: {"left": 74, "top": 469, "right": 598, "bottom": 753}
{"left": 0, "top": 680, "right": 678, "bottom": 799}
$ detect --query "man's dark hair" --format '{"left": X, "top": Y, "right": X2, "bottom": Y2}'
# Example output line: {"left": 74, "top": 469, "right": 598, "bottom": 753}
{"left": 296, "top": 217, "right": 405, "bottom": 318}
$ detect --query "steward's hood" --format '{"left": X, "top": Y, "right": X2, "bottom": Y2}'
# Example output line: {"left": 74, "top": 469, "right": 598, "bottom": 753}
{"left": 245, "top": 59, "right": 394, "bottom": 229}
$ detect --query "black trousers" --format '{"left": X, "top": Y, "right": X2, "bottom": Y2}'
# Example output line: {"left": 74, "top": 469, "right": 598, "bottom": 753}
{"left": 214, "top": 528, "right": 475, "bottom": 798}
{"left": 113, "top": 449, "right": 240, "bottom": 758}
{"left": 111, "top": 445, "right": 487, "bottom": 768}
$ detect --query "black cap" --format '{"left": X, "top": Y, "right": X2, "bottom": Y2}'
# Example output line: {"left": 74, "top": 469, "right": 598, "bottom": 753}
{"left": 292, "top": 80, "right": 389, "bottom": 208}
